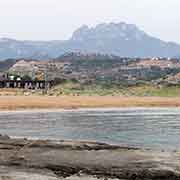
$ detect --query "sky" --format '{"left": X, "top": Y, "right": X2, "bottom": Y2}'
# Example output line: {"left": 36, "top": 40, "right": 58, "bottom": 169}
{"left": 0, "top": 0, "right": 180, "bottom": 43}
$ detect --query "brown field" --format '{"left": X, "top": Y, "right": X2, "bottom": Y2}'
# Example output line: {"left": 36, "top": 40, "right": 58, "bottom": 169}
{"left": 0, "top": 95, "right": 180, "bottom": 110}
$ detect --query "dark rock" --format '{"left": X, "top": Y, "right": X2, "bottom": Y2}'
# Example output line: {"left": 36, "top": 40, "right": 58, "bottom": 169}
{"left": 0, "top": 134, "right": 10, "bottom": 140}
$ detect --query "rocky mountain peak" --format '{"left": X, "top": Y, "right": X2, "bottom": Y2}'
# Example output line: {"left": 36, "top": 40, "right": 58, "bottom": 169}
{"left": 71, "top": 22, "right": 147, "bottom": 42}
{"left": 0, "top": 22, "right": 180, "bottom": 60}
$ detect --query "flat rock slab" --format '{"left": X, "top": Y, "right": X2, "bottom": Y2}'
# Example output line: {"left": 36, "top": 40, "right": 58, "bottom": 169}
{"left": 0, "top": 166, "right": 119, "bottom": 180}
{"left": 0, "top": 136, "right": 180, "bottom": 179}
{"left": 0, "top": 166, "right": 58, "bottom": 180}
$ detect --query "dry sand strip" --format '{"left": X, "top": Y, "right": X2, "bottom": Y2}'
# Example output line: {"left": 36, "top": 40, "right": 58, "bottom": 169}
{"left": 0, "top": 135, "right": 180, "bottom": 180}
{"left": 1, "top": 96, "right": 180, "bottom": 110}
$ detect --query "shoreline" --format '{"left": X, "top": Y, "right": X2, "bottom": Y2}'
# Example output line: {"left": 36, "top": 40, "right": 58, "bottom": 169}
{"left": 0, "top": 135, "right": 180, "bottom": 180}
{"left": 1, "top": 95, "right": 180, "bottom": 110}
{"left": 0, "top": 106, "right": 179, "bottom": 112}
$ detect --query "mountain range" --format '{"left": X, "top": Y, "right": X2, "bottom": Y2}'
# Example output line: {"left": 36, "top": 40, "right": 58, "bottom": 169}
{"left": 0, "top": 22, "right": 180, "bottom": 60}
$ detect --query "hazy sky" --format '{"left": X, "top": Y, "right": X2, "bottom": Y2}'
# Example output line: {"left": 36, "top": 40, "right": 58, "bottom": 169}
{"left": 0, "top": 0, "right": 179, "bottom": 42}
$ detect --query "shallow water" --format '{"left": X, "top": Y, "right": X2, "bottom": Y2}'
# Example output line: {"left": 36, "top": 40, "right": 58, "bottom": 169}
{"left": 0, "top": 108, "right": 180, "bottom": 150}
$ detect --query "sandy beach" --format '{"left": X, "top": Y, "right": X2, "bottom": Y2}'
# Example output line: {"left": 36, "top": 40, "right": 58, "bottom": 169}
{"left": 0, "top": 95, "right": 180, "bottom": 110}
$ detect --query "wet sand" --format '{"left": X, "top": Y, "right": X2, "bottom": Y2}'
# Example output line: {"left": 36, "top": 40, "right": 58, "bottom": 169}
{"left": 1, "top": 95, "right": 180, "bottom": 110}
{"left": 0, "top": 135, "right": 179, "bottom": 180}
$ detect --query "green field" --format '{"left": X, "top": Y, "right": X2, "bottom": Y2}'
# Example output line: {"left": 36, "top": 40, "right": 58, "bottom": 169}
{"left": 2, "top": 80, "right": 180, "bottom": 97}
{"left": 49, "top": 81, "right": 180, "bottom": 97}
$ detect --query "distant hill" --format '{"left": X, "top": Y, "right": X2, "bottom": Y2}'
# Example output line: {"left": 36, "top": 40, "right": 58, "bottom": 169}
{"left": 0, "top": 22, "right": 180, "bottom": 60}
{"left": 68, "top": 23, "right": 180, "bottom": 58}
{"left": 0, "top": 59, "right": 17, "bottom": 72}
{"left": 0, "top": 38, "right": 64, "bottom": 60}
{"left": 55, "top": 52, "right": 124, "bottom": 62}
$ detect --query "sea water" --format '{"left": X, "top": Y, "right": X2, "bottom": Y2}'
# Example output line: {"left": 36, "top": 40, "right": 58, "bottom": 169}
{"left": 0, "top": 108, "right": 180, "bottom": 150}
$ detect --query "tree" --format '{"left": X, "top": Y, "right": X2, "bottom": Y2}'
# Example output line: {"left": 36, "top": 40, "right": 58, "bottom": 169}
{"left": 22, "top": 75, "right": 32, "bottom": 81}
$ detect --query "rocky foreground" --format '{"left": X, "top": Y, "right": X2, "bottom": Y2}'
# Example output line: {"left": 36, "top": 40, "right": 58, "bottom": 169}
{"left": 0, "top": 135, "right": 180, "bottom": 180}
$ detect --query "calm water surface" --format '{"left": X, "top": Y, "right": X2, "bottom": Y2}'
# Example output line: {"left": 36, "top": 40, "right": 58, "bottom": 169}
{"left": 0, "top": 108, "right": 180, "bottom": 150}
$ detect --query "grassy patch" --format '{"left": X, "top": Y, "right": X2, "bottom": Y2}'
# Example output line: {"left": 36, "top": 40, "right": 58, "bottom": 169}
{"left": 2, "top": 82, "right": 180, "bottom": 97}
{"left": 49, "top": 82, "right": 180, "bottom": 97}
{"left": 128, "top": 84, "right": 180, "bottom": 97}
